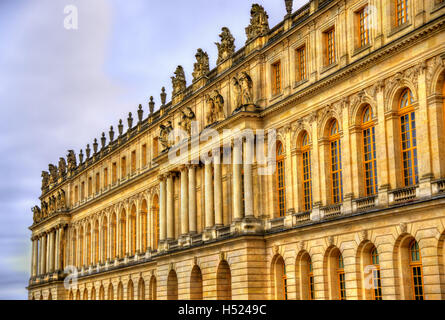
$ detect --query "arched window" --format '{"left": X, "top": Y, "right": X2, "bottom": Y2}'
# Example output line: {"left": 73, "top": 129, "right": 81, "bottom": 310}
{"left": 399, "top": 89, "right": 418, "bottom": 186}
{"left": 138, "top": 278, "right": 145, "bottom": 300}
{"left": 149, "top": 276, "right": 157, "bottom": 300}
{"left": 301, "top": 132, "right": 312, "bottom": 211}
{"left": 329, "top": 120, "right": 343, "bottom": 204}
{"left": 79, "top": 227, "right": 84, "bottom": 267}
{"left": 111, "top": 213, "right": 117, "bottom": 259}
{"left": 72, "top": 229, "right": 77, "bottom": 267}
{"left": 409, "top": 240, "right": 424, "bottom": 300}
{"left": 362, "top": 106, "right": 378, "bottom": 196}
{"left": 141, "top": 200, "right": 148, "bottom": 253}
{"left": 102, "top": 217, "right": 108, "bottom": 262}
{"left": 337, "top": 254, "right": 346, "bottom": 300}
{"left": 371, "top": 247, "right": 382, "bottom": 300}
{"left": 276, "top": 141, "right": 286, "bottom": 217}
{"left": 130, "top": 205, "right": 136, "bottom": 256}
{"left": 308, "top": 258, "right": 314, "bottom": 300}
{"left": 86, "top": 224, "right": 92, "bottom": 266}
{"left": 152, "top": 195, "right": 159, "bottom": 250}
{"left": 127, "top": 280, "right": 134, "bottom": 300}
{"left": 273, "top": 256, "right": 287, "bottom": 300}
{"left": 94, "top": 221, "right": 99, "bottom": 264}
{"left": 120, "top": 211, "right": 127, "bottom": 258}
{"left": 108, "top": 284, "right": 114, "bottom": 300}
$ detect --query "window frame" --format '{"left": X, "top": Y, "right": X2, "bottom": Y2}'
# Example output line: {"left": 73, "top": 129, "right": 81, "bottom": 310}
{"left": 356, "top": 5, "right": 370, "bottom": 48}
{"left": 276, "top": 141, "right": 286, "bottom": 217}
{"left": 296, "top": 45, "right": 307, "bottom": 82}
{"left": 398, "top": 89, "right": 419, "bottom": 187}
{"left": 271, "top": 60, "right": 282, "bottom": 96}
{"left": 409, "top": 240, "right": 425, "bottom": 300}
{"left": 324, "top": 27, "right": 336, "bottom": 66}
{"left": 329, "top": 120, "right": 343, "bottom": 204}
{"left": 361, "top": 105, "right": 378, "bottom": 196}
{"left": 301, "top": 132, "right": 312, "bottom": 211}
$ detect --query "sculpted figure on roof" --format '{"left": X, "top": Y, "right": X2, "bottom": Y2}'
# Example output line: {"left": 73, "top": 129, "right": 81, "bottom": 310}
{"left": 192, "top": 49, "right": 210, "bottom": 81}
{"left": 245, "top": 4, "right": 269, "bottom": 43}
{"left": 216, "top": 27, "right": 235, "bottom": 65}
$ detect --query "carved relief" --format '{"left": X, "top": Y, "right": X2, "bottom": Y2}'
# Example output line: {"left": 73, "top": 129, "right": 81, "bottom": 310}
{"left": 232, "top": 72, "right": 254, "bottom": 111}
{"left": 216, "top": 27, "right": 235, "bottom": 65}
{"left": 245, "top": 4, "right": 270, "bottom": 43}
{"left": 159, "top": 121, "right": 174, "bottom": 151}
{"left": 179, "top": 107, "right": 195, "bottom": 135}
{"left": 426, "top": 54, "right": 445, "bottom": 95}
{"left": 192, "top": 49, "right": 210, "bottom": 81}
{"left": 171, "top": 66, "right": 186, "bottom": 96}
{"left": 205, "top": 90, "right": 225, "bottom": 126}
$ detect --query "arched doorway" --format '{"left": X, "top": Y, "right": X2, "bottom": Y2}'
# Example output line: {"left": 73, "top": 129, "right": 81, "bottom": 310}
{"left": 138, "top": 278, "right": 145, "bottom": 300}
{"left": 167, "top": 270, "right": 178, "bottom": 300}
{"left": 149, "top": 276, "right": 157, "bottom": 300}
{"left": 216, "top": 260, "right": 232, "bottom": 300}
{"left": 190, "top": 265, "right": 203, "bottom": 300}
{"left": 127, "top": 279, "right": 134, "bottom": 300}
{"left": 272, "top": 255, "right": 287, "bottom": 300}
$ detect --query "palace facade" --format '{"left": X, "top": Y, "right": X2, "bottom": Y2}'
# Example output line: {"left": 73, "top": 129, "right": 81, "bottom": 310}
{"left": 28, "top": 0, "right": 445, "bottom": 300}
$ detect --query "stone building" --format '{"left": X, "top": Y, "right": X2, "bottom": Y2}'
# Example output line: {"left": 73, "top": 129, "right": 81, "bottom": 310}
{"left": 28, "top": 0, "right": 445, "bottom": 300}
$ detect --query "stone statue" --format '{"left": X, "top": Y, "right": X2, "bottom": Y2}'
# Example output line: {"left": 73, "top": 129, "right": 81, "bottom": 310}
{"left": 41, "top": 171, "right": 49, "bottom": 191}
{"left": 67, "top": 150, "right": 77, "bottom": 174}
{"left": 171, "top": 66, "right": 186, "bottom": 96}
{"left": 41, "top": 201, "right": 48, "bottom": 218}
{"left": 48, "top": 164, "right": 58, "bottom": 184}
{"left": 192, "top": 49, "right": 210, "bottom": 81}
{"left": 213, "top": 90, "right": 225, "bottom": 121}
{"left": 179, "top": 107, "right": 195, "bottom": 135}
{"left": 245, "top": 4, "right": 270, "bottom": 43}
{"left": 31, "top": 206, "right": 41, "bottom": 223}
{"left": 206, "top": 90, "right": 225, "bottom": 125}
{"left": 49, "top": 196, "right": 56, "bottom": 213}
{"left": 58, "top": 157, "right": 67, "bottom": 177}
{"left": 240, "top": 72, "right": 253, "bottom": 105}
{"left": 232, "top": 77, "right": 243, "bottom": 109}
{"left": 205, "top": 94, "right": 217, "bottom": 125}
{"left": 57, "top": 190, "right": 66, "bottom": 211}
{"left": 232, "top": 72, "right": 253, "bottom": 109}
{"left": 159, "top": 121, "right": 174, "bottom": 150}
{"left": 216, "top": 27, "right": 235, "bottom": 65}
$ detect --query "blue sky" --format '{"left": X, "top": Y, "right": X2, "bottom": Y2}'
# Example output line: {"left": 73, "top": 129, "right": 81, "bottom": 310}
{"left": 0, "top": 0, "right": 306, "bottom": 299}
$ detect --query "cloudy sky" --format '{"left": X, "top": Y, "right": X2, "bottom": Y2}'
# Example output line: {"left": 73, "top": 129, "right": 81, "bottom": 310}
{"left": 0, "top": 0, "right": 306, "bottom": 299}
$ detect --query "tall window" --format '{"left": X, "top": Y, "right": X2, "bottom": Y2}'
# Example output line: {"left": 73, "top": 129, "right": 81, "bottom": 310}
{"left": 81, "top": 182, "right": 85, "bottom": 200}
{"left": 357, "top": 6, "right": 370, "bottom": 47}
{"left": 112, "top": 163, "right": 117, "bottom": 184}
{"left": 337, "top": 254, "right": 346, "bottom": 300}
{"left": 308, "top": 258, "right": 314, "bottom": 300}
{"left": 296, "top": 46, "right": 307, "bottom": 82}
{"left": 153, "top": 138, "right": 159, "bottom": 157}
{"left": 131, "top": 150, "right": 136, "bottom": 174}
{"left": 329, "top": 120, "right": 343, "bottom": 204}
{"left": 272, "top": 61, "right": 282, "bottom": 96}
{"left": 121, "top": 157, "right": 127, "bottom": 178}
{"left": 152, "top": 195, "right": 159, "bottom": 250}
{"left": 399, "top": 89, "right": 418, "bottom": 186}
{"left": 396, "top": 0, "right": 409, "bottom": 26}
{"left": 409, "top": 240, "right": 424, "bottom": 300}
{"left": 325, "top": 28, "right": 336, "bottom": 65}
{"left": 301, "top": 132, "right": 312, "bottom": 211}
{"left": 103, "top": 168, "right": 108, "bottom": 188}
{"left": 74, "top": 185, "right": 79, "bottom": 203}
{"left": 371, "top": 248, "right": 383, "bottom": 300}
{"left": 95, "top": 173, "right": 100, "bottom": 194}
{"left": 362, "top": 106, "right": 378, "bottom": 196}
{"left": 142, "top": 144, "right": 147, "bottom": 167}
{"left": 276, "top": 141, "right": 286, "bottom": 217}
{"left": 282, "top": 263, "right": 288, "bottom": 300}
{"left": 88, "top": 177, "right": 92, "bottom": 197}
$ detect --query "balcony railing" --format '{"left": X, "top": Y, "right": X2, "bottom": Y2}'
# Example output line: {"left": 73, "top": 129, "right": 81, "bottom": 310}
{"left": 390, "top": 186, "right": 417, "bottom": 204}
{"left": 354, "top": 195, "right": 377, "bottom": 212}
{"left": 321, "top": 204, "right": 342, "bottom": 218}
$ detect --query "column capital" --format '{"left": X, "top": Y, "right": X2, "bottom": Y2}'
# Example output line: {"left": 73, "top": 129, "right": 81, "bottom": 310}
{"left": 157, "top": 174, "right": 166, "bottom": 181}
{"left": 179, "top": 165, "right": 188, "bottom": 172}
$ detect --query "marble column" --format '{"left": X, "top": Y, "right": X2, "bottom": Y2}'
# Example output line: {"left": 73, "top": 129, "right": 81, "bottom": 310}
{"left": 31, "top": 238, "right": 37, "bottom": 277}
{"left": 159, "top": 176, "right": 167, "bottom": 242}
{"left": 233, "top": 140, "right": 243, "bottom": 220}
{"left": 214, "top": 152, "right": 223, "bottom": 226}
{"left": 166, "top": 173, "right": 174, "bottom": 240}
{"left": 37, "top": 236, "right": 42, "bottom": 275}
{"left": 205, "top": 160, "right": 214, "bottom": 229}
{"left": 243, "top": 138, "right": 254, "bottom": 217}
{"left": 180, "top": 166, "right": 189, "bottom": 236}
{"left": 42, "top": 233, "right": 47, "bottom": 274}
{"left": 54, "top": 228, "right": 59, "bottom": 271}
{"left": 188, "top": 165, "right": 197, "bottom": 234}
